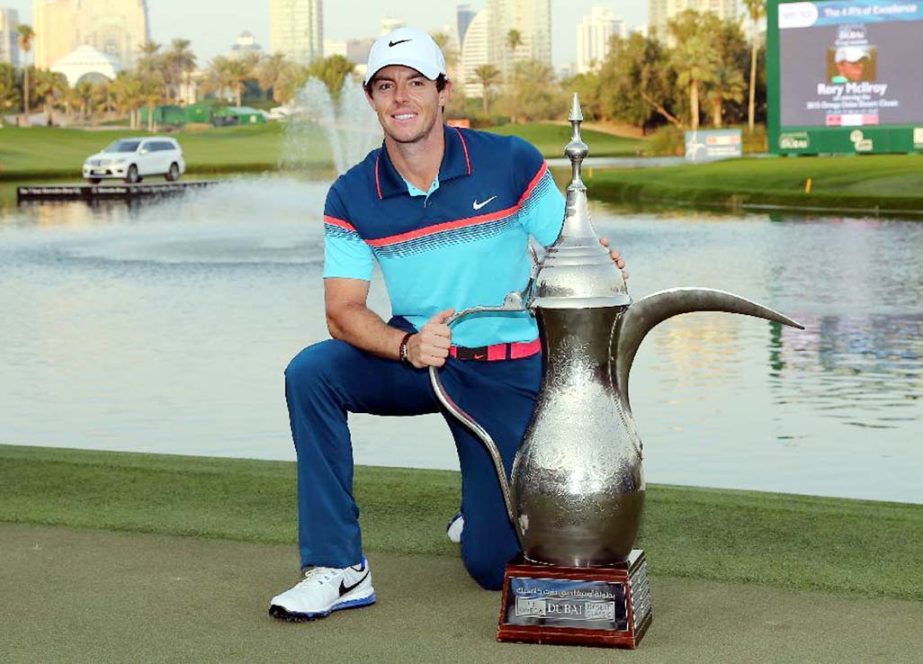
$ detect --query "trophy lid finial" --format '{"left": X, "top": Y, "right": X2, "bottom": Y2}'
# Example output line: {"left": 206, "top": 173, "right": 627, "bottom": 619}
{"left": 569, "top": 92, "right": 584, "bottom": 123}
{"left": 529, "top": 92, "right": 630, "bottom": 309}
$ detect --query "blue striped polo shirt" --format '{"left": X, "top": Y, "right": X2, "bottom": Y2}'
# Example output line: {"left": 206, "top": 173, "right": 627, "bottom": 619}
{"left": 322, "top": 125, "right": 565, "bottom": 348}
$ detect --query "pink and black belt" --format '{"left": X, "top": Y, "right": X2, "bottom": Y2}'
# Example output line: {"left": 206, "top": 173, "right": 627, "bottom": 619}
{"left": 449, "top": 338, "right": 542, "bottom": 361}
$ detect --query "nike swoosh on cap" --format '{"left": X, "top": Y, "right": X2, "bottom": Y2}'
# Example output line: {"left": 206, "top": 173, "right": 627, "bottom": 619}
{"left": 472, "top": 196, "right": 497, "bottom": 211}
{"left": 389, "top": 39, "right": 411, "bottom": 47}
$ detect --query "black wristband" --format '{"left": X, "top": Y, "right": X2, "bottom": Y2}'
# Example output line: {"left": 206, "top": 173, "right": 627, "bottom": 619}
{"left": 398, "top": 332, "right": 414, "bottom": 365}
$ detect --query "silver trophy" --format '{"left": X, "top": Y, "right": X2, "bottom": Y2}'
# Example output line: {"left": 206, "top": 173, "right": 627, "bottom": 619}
{"left": 430, "top": 95, "right": 803, "bottom": 648}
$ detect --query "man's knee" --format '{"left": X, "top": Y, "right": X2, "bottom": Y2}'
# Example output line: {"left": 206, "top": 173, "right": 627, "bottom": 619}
{"left": 285, "top": 340, "right": 347, "bottom": 392}
{"left": 462, "top": 546, "right": 516, "bottom": 591}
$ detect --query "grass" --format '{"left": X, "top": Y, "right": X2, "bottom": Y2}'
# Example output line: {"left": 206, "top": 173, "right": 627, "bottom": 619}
{"left": 0, "top": 122, "right": 641, "bottom": 182}
{"left": 484, "top": 123, "right": 642, "bottom": 157}
{"left": 2, "top": 444, "right": 921, "bottom": 601}
{"left": 588, "top": 153, "right": 923, "bottom": 215}
{"left": 0, "top": 123, "right": 306, "bottom": 180}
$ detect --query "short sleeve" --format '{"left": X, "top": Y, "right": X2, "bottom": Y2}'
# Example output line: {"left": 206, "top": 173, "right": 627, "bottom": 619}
{"left": 511, "top": 137, "right": 565, "bottom": 247}
{"left": 322, "top": 184, "right": 374, "bottom": 281}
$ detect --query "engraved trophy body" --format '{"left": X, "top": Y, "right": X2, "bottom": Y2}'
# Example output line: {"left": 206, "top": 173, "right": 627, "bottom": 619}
{"left": 430, "top": 95, "right": 803, "bottom": 648}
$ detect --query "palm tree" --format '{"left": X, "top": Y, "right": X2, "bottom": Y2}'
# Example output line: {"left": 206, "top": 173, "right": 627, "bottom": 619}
{"left": 257, "top": 53, "right": 294, "bottom": 104}
{"left": 135, "top": 41, "right": 166, "bottom": 129}
{"left": 16, "top": 24, "right": 35, "bottom": 121}
{"left": 306, "top": 55, "right": 355, "bottom": 102}
{"left": 111, "top": 72, "right": 144, "bottom": 128}
{"left": 743, "top": 0, "right": 766, "bottom": 131}
{"left": 207, "top": 55, "right": 255, "bottom": 108}
{"left": 163, "top": 39, "right": 197, "bottom": 103}
{"left": 706, "top": 64, "right": 746, "bottom": 127}
{"left": 431, "top": 32, "right": 459, "bottom": 70}
{"left": 505, "top": 29, "right": 523, "bottom": 80}
{"left": 668, "top": 11, "right": 721, "bottom": 131}
{"left": 0, "top": 63, "right": 21, "bottom": 113}
{"left": 506, "top": 29, "right": 523, "bottom": 53}
{"left": 32, "top": 69, "right": 67, "bottom": 125}
{"left": 470, "top": 64, "right": 501, "bottom": 114}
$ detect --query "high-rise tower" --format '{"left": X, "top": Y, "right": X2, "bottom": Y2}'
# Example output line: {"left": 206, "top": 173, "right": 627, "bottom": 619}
{"left": 270, "top": 0, "right": 324, "bottom": 64}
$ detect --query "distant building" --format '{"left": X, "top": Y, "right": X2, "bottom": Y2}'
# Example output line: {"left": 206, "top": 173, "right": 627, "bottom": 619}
{"left": 0, "top": 8, "right": 19, "bottom": 67}
{"left": 648, "top": 0, "right": 737, "bottom": 43}
{"left": 345, "top": 38, "right": 375, "bottom": 66}
{"left": 324, "top": 39, "right": 347, "bottom": 58}
{"left": 33, "top": 0, "right": 149, "bottom": 70}
{"left": 230, "top": 31, "right": 263, "bottom": 59}
{"left": 380, "top": 17, "right": 405, "bottom": 35}
{"left": 457, "top": 4, "right": 476, "bottom": 45}
{"left": 576, "top": 6, "right": 626, "bottom": 74}
{"left": 51, "top": 44, "right": 121, "bottom": 87}
{"left": 461, "top": 8, "right": 490, "bottom": 98}
{"left": 486, "top": 0, "right": 552, "bottom": 79}
{"left": 270, "top": 0, "right": 323, "bottom": 64}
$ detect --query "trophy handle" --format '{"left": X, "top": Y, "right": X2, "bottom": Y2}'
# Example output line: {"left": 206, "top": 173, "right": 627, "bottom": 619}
{"left": 428, "top": 291, "right": 527, "bottom": 533}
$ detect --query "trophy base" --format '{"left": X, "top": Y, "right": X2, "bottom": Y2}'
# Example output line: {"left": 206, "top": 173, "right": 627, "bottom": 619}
{"left": 497, "top": 549, "right": 652, "bottom": 649}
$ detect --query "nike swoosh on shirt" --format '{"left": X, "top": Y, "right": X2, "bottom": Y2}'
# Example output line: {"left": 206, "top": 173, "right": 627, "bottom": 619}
{"left": 389, "top": 39, "right": 411, "bottom": 47}
{"left": 472, "top": 196, "right": 497, "bottom": 211}
{"left": 339, "top": 570, "right": 370, "bottom": 596}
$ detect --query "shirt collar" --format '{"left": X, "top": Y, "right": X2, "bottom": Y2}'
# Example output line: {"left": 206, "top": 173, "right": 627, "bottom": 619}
{"left": 373, "top": 124, "right": 472, "bottom": 200}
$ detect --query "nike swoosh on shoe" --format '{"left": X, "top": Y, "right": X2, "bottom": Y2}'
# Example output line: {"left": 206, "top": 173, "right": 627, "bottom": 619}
{"left": 339, "top": 570, "right": 370, "bottom": 596}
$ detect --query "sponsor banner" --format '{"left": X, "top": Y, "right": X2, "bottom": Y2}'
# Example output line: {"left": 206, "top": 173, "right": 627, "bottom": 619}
{"left": 684, "top": 129, "right": 743, "bottom": 163}
{"left": 779, "top": 1, "right": 923, "bottom": 29}
{"left": 779, "top": 0, "right": 923, "bottom": 128}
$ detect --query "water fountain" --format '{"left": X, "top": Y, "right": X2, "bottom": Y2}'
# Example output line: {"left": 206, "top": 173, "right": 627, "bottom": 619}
{"left": 281, "top": 76, "right": 382, "bottom": 176}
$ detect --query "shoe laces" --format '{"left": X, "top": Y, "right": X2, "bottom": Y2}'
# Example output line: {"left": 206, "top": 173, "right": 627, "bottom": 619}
{"left": 296, "top": 566, "right": 339, "bottom": 588}
{"left": 296, "top": 560, "right": 364, "bottom": 587}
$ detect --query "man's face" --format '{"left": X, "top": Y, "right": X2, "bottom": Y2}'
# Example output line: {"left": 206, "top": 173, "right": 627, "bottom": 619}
{"left": 366, "top": 65, "right": 450, "bottom": 145}
{"left": 836, "top": 59, "right": 866, "bottom": 82}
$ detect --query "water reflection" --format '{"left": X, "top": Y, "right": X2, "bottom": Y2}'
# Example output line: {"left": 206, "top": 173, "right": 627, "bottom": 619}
{"left": 1, "top": 177, "right": 921, "bottom": 503}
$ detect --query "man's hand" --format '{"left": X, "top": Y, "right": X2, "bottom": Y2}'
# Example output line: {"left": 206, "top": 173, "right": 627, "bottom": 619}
{"left": 407, "top": 308, "right": 454, "bottom": 368}
{"left": 599, "top": 237, "right": 629, "bottom": 281}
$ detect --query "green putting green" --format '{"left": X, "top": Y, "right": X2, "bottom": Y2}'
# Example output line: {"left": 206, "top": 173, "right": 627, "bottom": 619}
{"left": 586, "top": 154, "right": 923, "bottom": 215}
{"left": 1, "top": 445, "right": 921, "bottom": 602}
{"left": 3, "top": 523, "right": 922, "bottom": 663}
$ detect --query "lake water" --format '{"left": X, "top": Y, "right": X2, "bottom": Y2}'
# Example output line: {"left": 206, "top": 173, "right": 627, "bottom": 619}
{"left": 1, "top": 176, "right": 921, "bottom": 503}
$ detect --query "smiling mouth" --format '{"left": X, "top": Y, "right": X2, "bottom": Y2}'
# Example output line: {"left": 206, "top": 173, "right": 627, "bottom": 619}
{"left": 392, "top": 112, "right": 417, "bottom": 121}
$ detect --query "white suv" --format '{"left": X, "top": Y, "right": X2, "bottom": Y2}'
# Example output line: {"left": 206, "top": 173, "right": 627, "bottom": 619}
{"left": 83, "top": 137, "right": 186, "bottom": 184}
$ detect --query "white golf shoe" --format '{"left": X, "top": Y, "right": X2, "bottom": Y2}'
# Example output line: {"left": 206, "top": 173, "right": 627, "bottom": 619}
{"left": 269, "top": 558, "right": 376, "bottom": 621}
{"left": 446, "top": 512, "right": 464, "bottom": 544}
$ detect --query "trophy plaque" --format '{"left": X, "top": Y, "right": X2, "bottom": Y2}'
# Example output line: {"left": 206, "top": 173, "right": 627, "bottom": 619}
{"left": 498, "top": 550, "right": 652, "bottom": 648}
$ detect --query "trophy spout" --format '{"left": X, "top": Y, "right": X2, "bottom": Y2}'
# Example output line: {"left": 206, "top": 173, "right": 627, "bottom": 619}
{"left": 614, "top": 288, "right": 804, "bottom": 412}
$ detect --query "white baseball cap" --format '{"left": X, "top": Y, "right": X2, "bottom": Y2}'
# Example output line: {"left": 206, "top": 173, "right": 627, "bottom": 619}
{"left": 835, "top": 45, "right": 870, "bottom": 62}
{"left": 364, "top": 28, "right": 447, "bottom": 85}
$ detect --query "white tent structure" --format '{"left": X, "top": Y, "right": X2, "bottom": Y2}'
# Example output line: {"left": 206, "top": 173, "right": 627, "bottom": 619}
{"left": 51, "top": 45, "right": 121, "bottom": 87}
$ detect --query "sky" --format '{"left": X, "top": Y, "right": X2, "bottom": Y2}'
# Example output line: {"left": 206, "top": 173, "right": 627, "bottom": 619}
{"left": 5, "top": 0, "right": 649, "bottom": 69}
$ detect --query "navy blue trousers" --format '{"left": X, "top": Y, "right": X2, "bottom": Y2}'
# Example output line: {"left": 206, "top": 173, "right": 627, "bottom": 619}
{"left": 284, "top": 323, "right": 542, "bottom": 591}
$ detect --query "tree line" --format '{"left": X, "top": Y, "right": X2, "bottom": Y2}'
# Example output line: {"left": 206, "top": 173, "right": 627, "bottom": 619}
{"left": 0, "top": 25, "right": 357, "bottom": 128}
{"left": 2, "top": 3, "right": 766, "bottom": 134}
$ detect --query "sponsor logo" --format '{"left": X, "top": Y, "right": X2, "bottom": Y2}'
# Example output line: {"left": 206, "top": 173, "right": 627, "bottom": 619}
{"left": 389, "top": 39, "right": 411, "bottom": 47}
{"left": 472, "top": 195, "right": 497, "bottom": 211}
{"left": 515, "top": 597, "right": 547, "bottom": 617}
{"left": 339, "top": 569, "right": 370, "bottom": 596}
{"left": 778, "top": 2, "right": 819, "bottom": 29}
{"left": 779, "top": 132, "right": 810, "bottom": 150}
{"left": 850, "top": 129, "right": 873, "bottom": 152}
{"left": 584, "top": 601, "right": 616, "bottom": 621}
